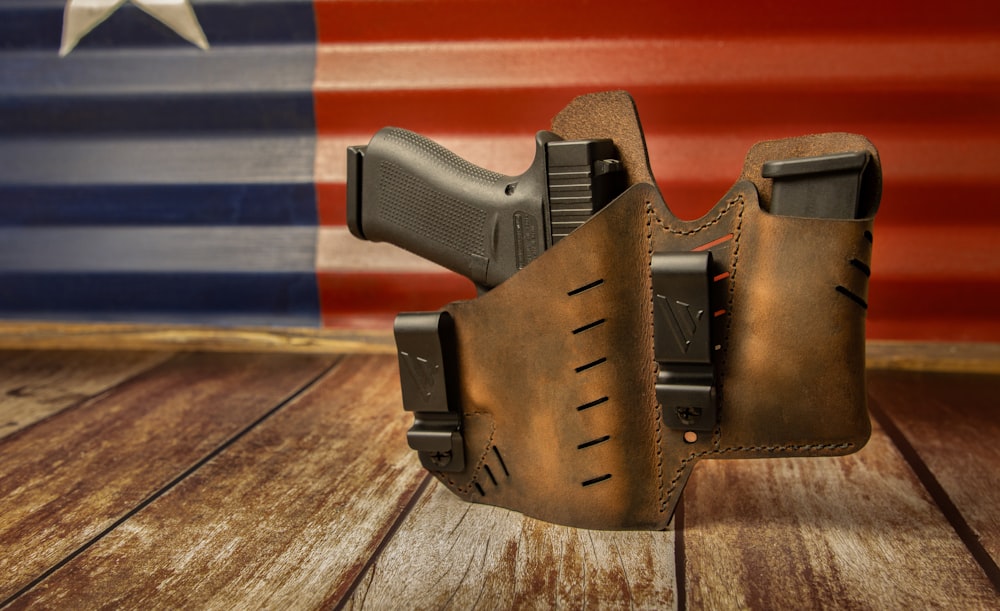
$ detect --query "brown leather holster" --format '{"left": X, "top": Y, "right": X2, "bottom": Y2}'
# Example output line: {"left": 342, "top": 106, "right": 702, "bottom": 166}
{"left": 398, "top": 91, "right": 881, "bottom": 530}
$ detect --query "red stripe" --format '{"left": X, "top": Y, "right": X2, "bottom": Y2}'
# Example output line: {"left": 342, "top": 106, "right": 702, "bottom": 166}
{"left": 317, "top": 175, "right": 1000, "bottom": 231}
{"left": 692, "top": 234, "right": 734, "bottom": 253}
{"left": 314, "top": 0, "right": 1000, "bottom": 43}
{"left": 868, "top": 277, "right": 1000, "bottom": 342}
{"left": 316, "top": 183, "right": 346, "bottom": 228}
{"left": 316, "top": 270, "right": 1000, "bottom": 342}
{"left": 318, "top": 271, "right": 476, "bottom": 329}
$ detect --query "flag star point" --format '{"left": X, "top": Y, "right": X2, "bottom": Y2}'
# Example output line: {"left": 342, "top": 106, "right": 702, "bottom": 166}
{"left": 60, "top": 0, "right": 210, "bottom": 56}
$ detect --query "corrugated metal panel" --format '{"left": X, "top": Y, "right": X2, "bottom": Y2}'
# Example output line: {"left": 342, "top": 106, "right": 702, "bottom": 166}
{"left": 313, "top": 0, "right": 1000, "bottom": 341}
{"left": 1, "top": 0, "right": 998, "bottom": 340}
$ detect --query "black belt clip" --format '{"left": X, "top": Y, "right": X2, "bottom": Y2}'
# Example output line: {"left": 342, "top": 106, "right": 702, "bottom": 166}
{"left": 652, "top": 251, "right": 718, "bottom": 433}
{"left": 393, "top": 311, "right": 465, "bottom": 472}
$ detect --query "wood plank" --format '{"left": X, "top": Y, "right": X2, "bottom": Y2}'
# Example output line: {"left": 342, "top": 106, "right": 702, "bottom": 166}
{"left": 868, "top": 369, "right": 1000, "bottom": 564}
{"left": 0, "top": 352, "right": 337, "bottom": 604}
{"left": 6, "top": 355, "right": 429, "bottom": 609}
{"left": 866, "top": 341, "right": 1000, "bottom": 374}
{"left": 0, "top": 321, "right": 395, "bottom": 354}
{"left": 681, "top": 419, "right": 999, "bottom": 608}
{"left": 1, "top": 323, "right": 994, "bottom": 374}
{"left": 343, "top": 479, "right": 678, "bottom": 609}
{"left": 0, "top": 349, "right": 172, "bottom": 439}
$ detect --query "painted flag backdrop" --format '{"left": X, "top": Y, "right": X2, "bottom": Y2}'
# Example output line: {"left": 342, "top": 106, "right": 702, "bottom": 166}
{"left": 0, "top": 0, "right": 998, "bottom": 340}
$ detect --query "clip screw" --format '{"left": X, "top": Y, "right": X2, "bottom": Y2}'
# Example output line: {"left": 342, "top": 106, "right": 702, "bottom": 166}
{"left": 676, "top": 405, "right": 703, "bottom": 425}
{"left": 428, "top": 450, "right": 453, "bottom": 467}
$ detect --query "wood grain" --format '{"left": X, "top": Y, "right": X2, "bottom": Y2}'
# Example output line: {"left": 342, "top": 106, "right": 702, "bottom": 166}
{"left": 681, "top": 420, "right": 999, "bottom": 609}
{"left": 866, "top": 341, "right": 1000, "bottom": 374}
{"left": 868, "top": 369, "right": 1000, "bottom": 564}
{"left": 0, "top": 321, "right": 395, "bottom": 354}
{"left": 1, "top": 322, "right": 994, "bottom": 374}
{"left": 0, "top": 350, "right": 172, "bottom": 440}
{"left": 0, "top": 352, "right": 336, "bottom": 604}
{"left": 0, "top": 347, "right": 997, "bottom": 608}
{"left": 344, "top": 479, "right": 678, "bottom": 610}
{"left": 6, "top": 355, "right": 429, "bottom": 609}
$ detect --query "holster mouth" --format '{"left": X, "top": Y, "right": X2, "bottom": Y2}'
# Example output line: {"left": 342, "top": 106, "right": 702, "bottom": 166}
{"left": 393, "top": 91, "right": 880, "bottom": 530}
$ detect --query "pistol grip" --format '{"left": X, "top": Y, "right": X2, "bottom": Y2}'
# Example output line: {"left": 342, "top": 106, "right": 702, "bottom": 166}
{"left": 348, "top": 127, "right": 549, "bottom": 288}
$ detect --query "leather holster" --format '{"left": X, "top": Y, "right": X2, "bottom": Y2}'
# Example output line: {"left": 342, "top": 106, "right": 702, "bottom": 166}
{"left": 398, "top": 91, "right": 880, "bottom": 530}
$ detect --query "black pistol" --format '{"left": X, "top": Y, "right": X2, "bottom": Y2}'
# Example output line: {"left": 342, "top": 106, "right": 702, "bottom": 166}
{"left": 346, "top": 128, "right": 625, "bottom": 290}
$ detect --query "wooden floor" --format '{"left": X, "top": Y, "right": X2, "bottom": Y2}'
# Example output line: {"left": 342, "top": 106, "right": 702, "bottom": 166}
{"left": 0, "top": 348, "right": 998, "bottom": 609}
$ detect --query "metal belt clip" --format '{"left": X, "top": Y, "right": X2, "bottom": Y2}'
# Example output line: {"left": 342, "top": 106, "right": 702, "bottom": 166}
{"left": 393, "top": 311, "right": 465, "bottom": 472}
{"left": 652, "top": 251, "right": 718, "bottom": 433}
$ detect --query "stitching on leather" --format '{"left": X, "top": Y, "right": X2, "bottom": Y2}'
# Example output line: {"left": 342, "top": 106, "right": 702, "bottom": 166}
{"left": 644, "top": 201, "right": 668, "bottom": 514}
{"left": 648, "top": 194, "right": 747, "bottom": 512}
{"left": 441, "top": 412, "right": 496, "bottom": 497}
{"left": 711, "top": 425, "right": 723, "bottom": 450}
{"left": 650, "top": 196, "right": 740, "bottom": 235}
{"left": 715, "top": 197, "right": 745, "bottom": 451}
{"left": 664, "top": 442, "right": 856, "bottom": 499}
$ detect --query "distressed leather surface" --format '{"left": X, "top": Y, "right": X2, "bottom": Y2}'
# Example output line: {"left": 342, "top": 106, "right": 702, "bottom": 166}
{"left": 432, "top": 91, "right": 880, "bottom": 530}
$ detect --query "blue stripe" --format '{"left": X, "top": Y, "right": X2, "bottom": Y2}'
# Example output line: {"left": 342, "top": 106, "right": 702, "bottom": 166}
{"left": 0, "top": 0, "right": 318, "bottom": 50}
{"left": 0, "top": 184, "right": 317, "bottom": 226}
{"left": 2, "top": 46, "right": 315, "bottom": 97}
{"left": 0, "top": 93, "right": 317, "bottom": 135}
{"left": 0, "top": 272, "right": 321, "bottom": 327}
{"left": 0, "top": 227, "right": 317, "bottom": 272}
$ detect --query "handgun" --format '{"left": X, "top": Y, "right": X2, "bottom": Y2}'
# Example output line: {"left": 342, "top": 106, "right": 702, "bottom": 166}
{"left": 346, "top": 128, "right": 625, "bottom": 290}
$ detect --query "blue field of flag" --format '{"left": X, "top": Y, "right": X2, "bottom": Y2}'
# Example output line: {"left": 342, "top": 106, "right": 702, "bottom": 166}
{"left": 0, "top": 0, "right": 323, "bottom": 325}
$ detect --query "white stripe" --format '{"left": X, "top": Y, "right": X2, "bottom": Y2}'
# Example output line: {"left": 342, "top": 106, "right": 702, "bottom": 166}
{"left": 316, "top": 226, "right": 447, "bottom": 273}
{"left": 0, "top": 135, "right": 313, "bottom": 185}
{"left": 0, "top": 227, "right": 317, "bottom": 272}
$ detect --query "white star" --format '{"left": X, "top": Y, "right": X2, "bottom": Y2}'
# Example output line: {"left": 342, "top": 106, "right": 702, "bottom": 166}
{"left": 60, "top": 0, "right": 210, "bottom": 57}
